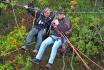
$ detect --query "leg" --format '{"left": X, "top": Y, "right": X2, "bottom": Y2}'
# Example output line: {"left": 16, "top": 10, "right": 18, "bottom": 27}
{"left": 35, "top": 29, "right": 46, "bottom": 50}
{"left": 35, "top": 37, "right": 54, "bottom": 60}
{"left": 23, "top": 28, "right": 39, "bottom": 49}
{"left": 48, "top": 39, "right": 62, "bottom": 64}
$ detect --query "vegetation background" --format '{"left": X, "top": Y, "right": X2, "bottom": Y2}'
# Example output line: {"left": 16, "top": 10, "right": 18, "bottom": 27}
{"left": 0, "top": 0, "right": 104, "bottom": 70}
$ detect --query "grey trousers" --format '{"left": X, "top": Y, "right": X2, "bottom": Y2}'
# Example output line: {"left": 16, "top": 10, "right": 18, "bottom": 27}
{"left": 24, "top": 27, "right": 46, "bottom": 50}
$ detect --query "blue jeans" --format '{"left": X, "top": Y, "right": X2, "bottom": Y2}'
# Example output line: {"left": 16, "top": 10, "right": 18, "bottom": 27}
{"left": 24, "top": 27, "right": 46, "bottom": 50}
{"left": 35, "top": 35, "right": 66, "bottom": 64}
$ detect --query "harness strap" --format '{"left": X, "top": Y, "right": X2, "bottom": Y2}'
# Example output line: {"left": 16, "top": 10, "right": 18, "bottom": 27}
{"left": 50, "top": 35, "right": 64, "bottom": 44}
{"left": 50, "top": 35, "right": 56, "bottom": 42}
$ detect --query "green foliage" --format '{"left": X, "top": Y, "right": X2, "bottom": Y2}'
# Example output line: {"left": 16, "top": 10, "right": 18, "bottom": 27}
{"left": 69, "top": 13, "right": 104, "bottom": 56}
{"left": 0, "top": 25, "right": 27, "bottom": 55}
{"left": 0, "top": 55, "right": 32, "bottom": 70}
{"left": 0, "top": 3, "right": 7, "bottom": 10}
{"left": 0, "top": 11, "right": 15, "bottom": 35}
{"left": 1, "top": 0, "right": 104, "bottom": 69}
{"left": 0, "top": 62, "right": 14, "bottom": 70}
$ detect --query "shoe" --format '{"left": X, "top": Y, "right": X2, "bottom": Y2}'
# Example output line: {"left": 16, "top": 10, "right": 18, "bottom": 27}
{"left": 21, "top": 46, "right": 28, "bottom": 51}
{"left": 45, "top": 63, "right": 52, "bottom": 69}
{"left": 31, "top": 58, "right": 40, "bottom": 64}
{"left": 33, "top": 49, "right": 38, "bottom": 53}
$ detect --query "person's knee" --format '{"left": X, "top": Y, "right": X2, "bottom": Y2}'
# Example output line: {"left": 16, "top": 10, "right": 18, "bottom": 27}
{"left": 52, "top": 46, "right": 59, "bottom": 51}
{"left": 37, "top": 35, "right": 43, "bottom": 42}
{"left": 41, "top": 41, "right": 48, "bottom": 47}
{"left": 30, "top": 28, "right": 36, "bottom": 32}
{"left": 28, "top": 28, "right": 36, "bottom": 35}
{"left": 52, "top": 42, "right": 62, "bottom": 50}
{"left": 38, "top": 30, "right": 45, "bottom": 37}
{"left": 38, "top": 33, "right": 43, "bottom": 38}
{"left": 39, "top": 30, "right": 46, "bottom": 36}
{"left": 32, "top": 27, "right": 37, "bottom": 30}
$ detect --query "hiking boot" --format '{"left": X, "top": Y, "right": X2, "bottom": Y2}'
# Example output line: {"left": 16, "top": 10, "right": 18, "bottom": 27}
{"left": 31, "top": 59, "right": 40, "bottom": 64}
{"left": 45, "top": 63, "right": 52, "bottom": 69}
{"left": 33, "top": 49, "right": 38, "bottom": 53}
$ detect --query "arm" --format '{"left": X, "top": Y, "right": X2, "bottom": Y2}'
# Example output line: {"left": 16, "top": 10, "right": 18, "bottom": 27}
{"left": 64, "top": 20, "right": 72, "bottom": 36}
{"left": 58, "top": 18, "right": 72, "bottom": 36}
{"left": 24, "top": 5, "right": 35, "bottom": 16}
{"left": 65, "top": 23, "right": 72, "bottom": 35}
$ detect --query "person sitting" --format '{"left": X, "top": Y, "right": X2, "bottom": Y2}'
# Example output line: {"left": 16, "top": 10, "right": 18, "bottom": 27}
{"left": 22, "top": 5, "right": 54, "bottom": 53}
{"left": 32, "top": 9, "right": 72, "bottom": 69}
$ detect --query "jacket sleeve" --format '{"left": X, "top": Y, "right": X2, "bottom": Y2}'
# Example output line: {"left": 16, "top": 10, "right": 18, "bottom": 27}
{"left": 27, "top": 7, "right": 35, "bottom": 16}
{"left": 64, "top": 18, "right": 72, "bottom": 36}
{"left": 64, "top": 18, "right": 72, "bottom": 31}
{"left": 57, "top": 18, "right": 72, "bottom": 37}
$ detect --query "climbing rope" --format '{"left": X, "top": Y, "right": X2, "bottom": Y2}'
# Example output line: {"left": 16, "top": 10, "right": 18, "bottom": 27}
{"left": 62, "top": 53, "right": 65, "bottom": 70}
{"left": 1, "top": 1, "right": 104, "bottom": 70}
{"left": 62, "top": 32, "right": 104, "bottom": 70}
{"left": 75, "top": 47, "right": 104, "bottom": 70}
{"left": 1, "top": 1, "right": 104, "bottom": 14}
{"left": 70, "top": 49, "right": 75, "bottom": 70}
{"left": 53, "top": 25, "right": 104, "bottom": 70}
{"left": 9, "top": 0, "right": 23, "bottom": 58}
{"left": 11, "top": 0, "right": 23, "bottom": 38}
{"left": 52, "top": 24, "right": 92, "bottom": 70}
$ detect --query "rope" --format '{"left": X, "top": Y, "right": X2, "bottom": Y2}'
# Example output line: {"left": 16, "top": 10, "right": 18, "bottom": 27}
{"left": 1, "top": 1, "right": 104, "bottom": 69}
{"left": 1, "top": 1, "right": 104, "bottom": 14}
{"left": 11, "top": 0, "right": 23, "bottom": 38}
{"left": 2, "top": 0, "right": 41, "bottom": 48}
{"left": 67, "top": 42, "right": 91, "bottom": 70}
{"left": 62, "top": 53, "right": 65, "bottom": 70}
{"left": 70, "top": 49, "right": 75, "bottom": 70}
{"left": 54, "top": 26, "right": 104, "bottom": 70}
{"left": 10, "top": 0, "right": 24, "bottom": 57}
{"left": 75, "top": 47, "right": 104, "bottom": 70}
{"left": 52, "top": 25, "right": 92, "bottom": 70}
{"left": 62, "top": 30, "right": 104, "bottom": 70}
{"left": 11, "top": 1, "right": 18, "bottom": 28}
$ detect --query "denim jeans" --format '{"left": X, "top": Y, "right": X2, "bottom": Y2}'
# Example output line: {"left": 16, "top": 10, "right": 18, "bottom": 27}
{"left": 24, "top": 27, "right": 46, "bottom": 50}
{"left": 35, "top": 35, "right": 66, "bottom": 64}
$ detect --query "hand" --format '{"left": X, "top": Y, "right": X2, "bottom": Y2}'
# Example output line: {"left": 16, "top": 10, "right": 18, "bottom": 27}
{"left": 51, "top": 23, "right": 57, "bottom": 28}
{"left": 51, "top": 21, "right": 56, "bottom": 27}
{"left": 51, "top": 19, "right": 59, "bottom": 25}
{"left": 24, "top": 5, "right": 28, "bottom": 9}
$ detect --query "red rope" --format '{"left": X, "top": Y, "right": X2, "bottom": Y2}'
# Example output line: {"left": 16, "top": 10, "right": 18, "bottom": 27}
{"left": 52, "top": 24, "right": 104, "bottom": 70}
{"left": 75, "top": 48, "right": 104, "bottom": 70}
{"left": 61, "top": 32, "right": 91, "bottom": 70}
{"left": 52, "top": 25, "right": 91, "bottom": 70}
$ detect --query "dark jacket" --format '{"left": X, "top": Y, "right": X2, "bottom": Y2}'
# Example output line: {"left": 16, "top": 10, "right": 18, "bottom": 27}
{"left": 51, "top": 17, "right": 72, "bottom": 37}
{"left": 27, "top": 7, "right": 55, "bottom": 30}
